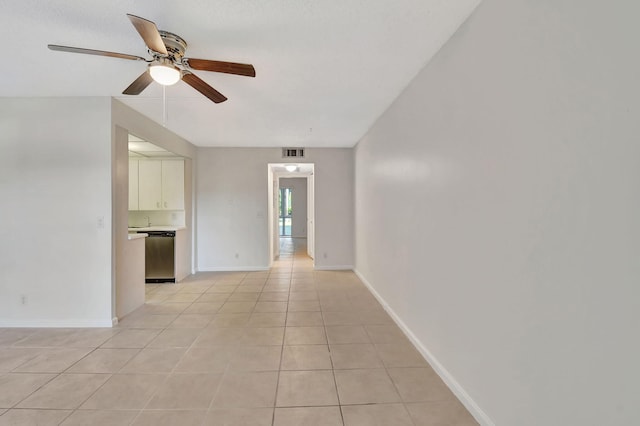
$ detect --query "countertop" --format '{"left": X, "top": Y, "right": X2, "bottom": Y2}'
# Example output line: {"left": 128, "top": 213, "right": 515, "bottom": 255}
{"left": 127, "top": 233, "right": 148, "bottom": 241}
{"left": 128, "top": 226, "right": 187, "bottom": 232}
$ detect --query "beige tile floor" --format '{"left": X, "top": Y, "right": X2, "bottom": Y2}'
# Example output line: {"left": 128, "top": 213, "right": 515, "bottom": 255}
{"left": 0, "top": 238, "right": 478, "bottom": 426}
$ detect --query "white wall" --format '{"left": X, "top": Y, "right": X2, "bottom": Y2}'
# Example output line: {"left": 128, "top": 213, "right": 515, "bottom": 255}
{"left": 0, "top": 97, "right": 113, "bottom": 326}
{"left": 354, "top": 1, "right": 640, "bottom": 425}
{"left": 115, "top": 237, "right": 145, "bottom": 319}
{"left": 279, "top": 177, "right": 307, "bottom": 237}
{"left": 197, "top": 148, "right": 353, "bottom": 270}
{"left": 128, "top": 210, "right": 186, "bottom": 228}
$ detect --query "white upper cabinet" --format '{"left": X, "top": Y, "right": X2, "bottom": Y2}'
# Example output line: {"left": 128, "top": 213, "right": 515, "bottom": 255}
{"left": 161, "top": 160, "right": 185, "bottom": 210}
{"left": 138, "top": 160, "right": 163, "bottom": 210}
{"left": 129, "top": 159, "right": 139, "bottom": 211}
{"left": 136, "top": 159, "right": 184, "bottom": 211}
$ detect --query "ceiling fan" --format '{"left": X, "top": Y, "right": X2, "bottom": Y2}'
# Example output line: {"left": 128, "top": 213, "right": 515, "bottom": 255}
{"left": 48, "top": 14, "right": 255, "bottom": 103}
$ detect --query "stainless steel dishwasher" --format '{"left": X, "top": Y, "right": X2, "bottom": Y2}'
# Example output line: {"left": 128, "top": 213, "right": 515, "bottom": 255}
{"left": 141, "top": 231, "right": 176, "bottom": 283}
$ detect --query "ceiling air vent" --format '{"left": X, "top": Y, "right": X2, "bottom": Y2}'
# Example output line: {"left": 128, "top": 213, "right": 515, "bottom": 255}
{"left": 282, "top": 147, "right": 305, "bottom": 158}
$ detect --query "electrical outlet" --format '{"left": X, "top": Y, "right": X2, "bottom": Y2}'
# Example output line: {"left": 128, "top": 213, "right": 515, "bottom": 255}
{"left": 235, "top": 253, "right": 239, "bottom": 259}
{"left": 323, "top": 252, "right": 327, "bottom": 259}
{"left": 21, "top": 295, "right": 27, "bottom": 305}
{"left": 97, "top": 216, "right": 105, "bottom": 228}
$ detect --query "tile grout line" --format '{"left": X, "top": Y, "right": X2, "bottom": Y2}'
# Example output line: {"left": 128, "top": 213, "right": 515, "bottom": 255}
{"left": 271, "top": 246, "right": 294, "bottom": 426}
{"left": 322, "top": 279, "right": 347, "bottom": 426}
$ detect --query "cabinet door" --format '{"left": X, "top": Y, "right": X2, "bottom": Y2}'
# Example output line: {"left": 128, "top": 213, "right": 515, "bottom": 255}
{"left": 128, "top": 159, "right": 139, "bottom": 210}
{"left": 161, "top": 160, "right": 185, "bottom": 210}
{"left": 138, "top": 160, "right": 163, "bottom": 210}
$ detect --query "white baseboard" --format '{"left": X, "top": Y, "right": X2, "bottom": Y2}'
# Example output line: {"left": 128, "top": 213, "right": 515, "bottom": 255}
{"left": 197, "top": 266, "right": 270, "bottom": 272}
{"left": 0, "top": 318, "right": 115, "bottom": 328}
{"left": 353, "top": 269, "right": 496, "bottom": 426}
{"left": 313, "top": 265, "right": 354, "bottom": 271}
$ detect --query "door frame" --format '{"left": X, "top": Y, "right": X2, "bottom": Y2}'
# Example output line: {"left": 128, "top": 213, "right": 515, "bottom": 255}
{"left": 306, "top": 171, "right": 315, "bottom": 259}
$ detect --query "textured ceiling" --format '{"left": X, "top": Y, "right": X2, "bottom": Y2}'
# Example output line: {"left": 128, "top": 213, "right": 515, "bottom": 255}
{"left": 1, "top": 0, "right": 479, "bottom": 147}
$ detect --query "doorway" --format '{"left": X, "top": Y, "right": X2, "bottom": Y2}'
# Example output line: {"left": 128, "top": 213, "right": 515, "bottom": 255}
{"left": 267, "top": 163, "right": 315, "bottom": 266}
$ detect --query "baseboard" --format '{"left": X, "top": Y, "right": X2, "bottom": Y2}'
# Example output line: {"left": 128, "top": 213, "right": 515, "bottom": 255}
{"left": 0, "top": 318, "right": 115, "bottom": 328}
{"left": 197, "top": 266, "right": 270, "bottom": 272}
{"left": 353, "top": 268, "right": 496, "bottom": 426}
{"left": 313, "top": 265, "right": 354, "bottom": 271}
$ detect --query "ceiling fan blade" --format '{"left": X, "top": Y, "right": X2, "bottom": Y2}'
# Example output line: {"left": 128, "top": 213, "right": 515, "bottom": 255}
{"left": 126, "top": 14, "right": 168, "bottom": 55}
{"left": 122, "top": 70, "right": 154, "bottom": 95}
{"left": 48, "top": 44, "right": 146, "bottom": 61}
{"left": 182, "top": 71, "right": 227, "bottom": 103}
{"left": 184, "top": 58, "right": 256, "bottom": 77}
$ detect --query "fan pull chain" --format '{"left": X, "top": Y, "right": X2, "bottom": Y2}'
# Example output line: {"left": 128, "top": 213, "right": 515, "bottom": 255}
{"left": 162, "top": 85, "right": 168, "bottom": 127}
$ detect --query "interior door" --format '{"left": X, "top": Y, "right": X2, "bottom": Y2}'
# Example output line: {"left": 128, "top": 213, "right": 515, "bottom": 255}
{"left": 307, "top": 173, "right": 314, "bottom": 259}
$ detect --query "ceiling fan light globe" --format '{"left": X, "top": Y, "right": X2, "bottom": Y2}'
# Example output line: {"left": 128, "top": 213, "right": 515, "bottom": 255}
{"left": 149, "top": 64, "right": 181, "bottom": 86}
{"left": 285, "top": 165, "right": 297, "bottom": 172}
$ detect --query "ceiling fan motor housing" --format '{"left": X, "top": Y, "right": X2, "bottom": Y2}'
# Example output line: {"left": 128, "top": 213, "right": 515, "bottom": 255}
{"left": 156, "top": 30, "right": 187, "bottom": 63}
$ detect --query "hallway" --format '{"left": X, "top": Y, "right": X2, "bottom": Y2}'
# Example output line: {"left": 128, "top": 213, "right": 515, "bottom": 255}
{"left": 0, "top": 238, "right": 477, "bottom": 425}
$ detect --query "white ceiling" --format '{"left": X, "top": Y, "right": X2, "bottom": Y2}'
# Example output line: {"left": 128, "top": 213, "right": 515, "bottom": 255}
{"left": 128, "top": 134, "right": 178, "bottom": 158}
{"left": 1, "top": 0, "right": 479, "bottom": 148}
{"left": 270, "top": 163, "right": 315, "bottom": 175}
